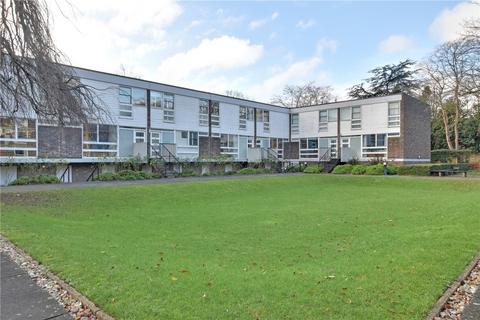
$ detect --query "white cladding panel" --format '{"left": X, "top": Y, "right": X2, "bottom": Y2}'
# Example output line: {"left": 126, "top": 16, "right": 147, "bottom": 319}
{"left": 297, "top": 111, "right": 318, "bottom": 138}
{"left": 266, "top": 111, "right": 289, "bottom": 138}
{"left": 219, "top": 102, "right": 239, "bottom": 134}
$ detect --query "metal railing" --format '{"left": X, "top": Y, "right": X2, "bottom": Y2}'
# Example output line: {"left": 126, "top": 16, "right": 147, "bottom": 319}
{"left": 86, "top": 165, "right": 100, "bottom": 182}
{"left": 152, "top": 143, "right": 179, "bottom": 163}
{"left": 319, "top": 148, "right": 332, "bottom": 162}
{"left": 261, "top": 147, "right": 279, "bottom": 161}
{"left": 59, "top": 166, "right": 70, "bottom": 183}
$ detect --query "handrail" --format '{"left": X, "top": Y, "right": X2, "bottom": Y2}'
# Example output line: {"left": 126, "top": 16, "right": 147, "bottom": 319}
{"left": 59, "top": 166, "right": 70, "bottom": 183}
{"left": 261, "top": 147, "right": 279, "bottom": 161}
{"left": 159, "top": 143, "right": 179, "bottom": 163}
{"left": 86, "top": 165, "right": 99, "bottom": 182}
{"left": 319, "top": 148, "right": 332, "bottom": 162}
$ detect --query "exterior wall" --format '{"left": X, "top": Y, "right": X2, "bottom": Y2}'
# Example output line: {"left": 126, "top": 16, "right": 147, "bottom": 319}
{"left": 401, "top": 94, "right": 431, "bottom": 162}
{"left": 0, "top": 166, "right": 17, "bottom": 185}
{"left": 37, "top": 126, "right": 82, "bottom": 158}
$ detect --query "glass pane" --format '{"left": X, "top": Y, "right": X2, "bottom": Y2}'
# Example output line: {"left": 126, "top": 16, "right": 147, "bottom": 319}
{"left": 328, "top": 109, "right": 338, "bottom": 122}
{"left": 162, "top": 131, "right": 174, "bottom": 143}
{"left": 132, "top": 88, "right": 146, "bottom": 106}
{"left": 0, "top": 118, "right": 15, "bottom": 138}
{"left": 99, "top": 125, "right": 117, "bottom": 143}
{"left": 164, "top": 93, "right": 174, "bottom": 109}
{"left": 83, "top": 124, "right": 97, "bottom": 142}
{"left": 308, "top": 138, "right": 318, "bottom": 149}
{"left": 151, "top": 91, "right": 163, "bottom": 108}
{"left": 377, "top": 134, "right": 386, "bottom": 147}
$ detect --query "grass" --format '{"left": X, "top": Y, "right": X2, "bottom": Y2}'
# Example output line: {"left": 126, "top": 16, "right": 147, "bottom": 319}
{"left": 1, "top": 175, "right": 479, "bottom": 319}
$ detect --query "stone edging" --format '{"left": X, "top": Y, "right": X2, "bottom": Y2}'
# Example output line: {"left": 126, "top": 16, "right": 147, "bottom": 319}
{"left": 0, "top": 235, "right": 115, "bottom": 320}
{"left": 426, "top": 254, "right": 480, "bottom": 320}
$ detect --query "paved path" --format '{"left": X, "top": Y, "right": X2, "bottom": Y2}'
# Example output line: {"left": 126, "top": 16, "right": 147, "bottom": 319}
{"left": 462, "top": 288, "right": 480, "bottom": 320}
{"left": 0, "top": 253, "right": 72, "bottom": 320}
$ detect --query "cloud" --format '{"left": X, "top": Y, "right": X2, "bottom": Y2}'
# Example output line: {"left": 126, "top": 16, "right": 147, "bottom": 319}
{"left": 430, "top": 1, "right": 480, "bottom": 41}
{"left": 249, "top": 11, "right": 280, "bottom": 30}
{"left": 378, "top": 35, "right": 414, "bottom": 53}
{"left": 296, "top": 19, "right": 316, "bottom": 29}
{"left": 157, "top": 36, "right": 264, "bottom": 83}
{"left": 47, "top": 0, "right": 182, "bottom": 73}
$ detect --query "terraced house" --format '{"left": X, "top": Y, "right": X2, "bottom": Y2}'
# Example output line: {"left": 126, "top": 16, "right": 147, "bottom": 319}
{"left": 0, "top": 67, "right": 430, "bottom": 185}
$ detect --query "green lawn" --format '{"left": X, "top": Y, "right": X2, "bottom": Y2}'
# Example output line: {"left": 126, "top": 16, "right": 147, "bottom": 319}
{"left": 1, "top": 175, "right": 479, "bottom": 319}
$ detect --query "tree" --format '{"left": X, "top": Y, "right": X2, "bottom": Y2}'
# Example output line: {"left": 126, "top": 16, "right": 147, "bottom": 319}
{"left": 225, "top": 90, "right": 249, "bottom": 100}
{"left": 1, "top": 0, "right": 106, "bottom": 124}
{"left": 271, "top": 82, "right": 334, "bottom": 108}
{"left": 422, "top": 37, "right": 480, "bottom": 150}
{"left": 348, "top": 59, "right": 419, "bottom": 99}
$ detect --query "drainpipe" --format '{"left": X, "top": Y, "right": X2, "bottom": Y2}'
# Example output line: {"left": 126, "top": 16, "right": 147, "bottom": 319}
{"left": 146, "top": 89, "right": 151, "bottom": 159}
{"left": 337, "top": 107, "right": 341, "bottom": 160}
{"left": 253, "top": 107, "right": 257, "bottom": 148}
{"left": 288, "top": 113, "right": 292, "bottom": 142}
{"left": 208, "top": 99, "right": 212, "bottom": 158}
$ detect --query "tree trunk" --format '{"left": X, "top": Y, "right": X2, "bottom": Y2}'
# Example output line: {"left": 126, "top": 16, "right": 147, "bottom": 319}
{"left": 441, "top": 109, "right": 454, "bottom": 150}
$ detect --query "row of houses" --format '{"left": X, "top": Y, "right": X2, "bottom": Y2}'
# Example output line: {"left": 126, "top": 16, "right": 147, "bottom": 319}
{"left": 0, "top": 66, "right": 431, "bottom": 184}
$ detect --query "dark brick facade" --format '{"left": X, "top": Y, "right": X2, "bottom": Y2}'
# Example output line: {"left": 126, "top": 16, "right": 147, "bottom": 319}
{"left": 387, "top": 137, "right": 402, "bottom": 159}
{"left": 283, "top": 141, "right": 299, "bottom": 160}
{"left": 401, "top": 94, "right": 431, "bottom": 162}
{"left": 38, "top": 126, "right": 82, "bottom": 158}
{"left": 198, "top": 136, "right": 221, "bottom": 158}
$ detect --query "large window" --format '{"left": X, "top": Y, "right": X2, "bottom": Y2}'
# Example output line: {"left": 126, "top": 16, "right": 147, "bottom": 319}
{"left": 362, "top": 133, "right": 386, "bottom": 158}
{"left": 291, "top": 114, "right": 299, "bottom": 135}
{"left": 0, "top": 118, "right": 37, "bottom": 157}
{"left": 132, "top": 88, "right": 146, "bottom": 107}
{"left": 239, "top": 106, "right": 248, "bottom": 130}
{"left": 270, "top": 138, "right": 284, "bottom": 158}
{"left": 83, "top": 124, "right": 117, "bottom": 157}
{"left": 319, "top": 110, "right": 328, "bottom": 132}
{"left": 211, "top": 102, "right": 220, "bottom": 127}
{"left": 388, "top": 102, "right": 400, "bottom": 127}
{"left": 151, "top": 91, "right": 163, "bottom": 108}
{"left": 263, "top": 110, "right": 270, "bottom": 132}
{"left": 300, "top": 137, "right": 318, "bottom": 159}
{"left": 220, "top": 134, "right": 238, "bottom": 155}
{"left": 119, "top": 86, "right": 133, "bottom": 117}
{"left": 163, "top": 93, "right": 175, "bottom": 122}
{"left": 188, "top": 131, "right": 198, "bottom": 146}
{"left": 328, "top": 109, "right": 338, "bottom": 122}
{"left": 351, "top": 106, "right": 361, "bottom": 130}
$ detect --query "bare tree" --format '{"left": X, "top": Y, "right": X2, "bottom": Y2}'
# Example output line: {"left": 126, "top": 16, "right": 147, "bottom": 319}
{"left": 271, "top": 82, "right": 335, "bottom": 108}
{"left": 348, "top": 60, "right": 419, "bottom": 99}
{"left": 225, "top": 90, "right": 249, "bottom": 100}
{"left": 1, "top": 0, "right": 107, "bottom": 124}
{"left": 422, "top": 37, "right": 480, "bottom": 149}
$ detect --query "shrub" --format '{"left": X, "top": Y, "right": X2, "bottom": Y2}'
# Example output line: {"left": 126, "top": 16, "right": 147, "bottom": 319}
{"left": 332, "top": 164, "right": 353, "bottom": 174}
{"left": 224, "top": 170, "right": 237, "bottom": 175}
{"left": 236, "top": 168, "right": 272, "bottom": 175}
{"left": 397, "top": 165, "right": 432, "bottom": 176}
{"left": 96, "top": 172, "right": 116, "bottom": 181}
{"left": 431, "top": 149, "right": 472, "bottom": 163}
{"left": 9, "top": 174, "right": 60, "bottom": 186}
{"left": 365, "top": 164, "right": 385, "bottom": 175}
{"left": 351, "top": 165, "right": 367, "bottom": 175}
{"left": 94, "top": 170, "right": 161, "bottom": 181}
{"left": 303, "top": 164, "right": 324, "bottom": 174}
{"left": 286, "top": 165, "right": 301, "bottom": 173}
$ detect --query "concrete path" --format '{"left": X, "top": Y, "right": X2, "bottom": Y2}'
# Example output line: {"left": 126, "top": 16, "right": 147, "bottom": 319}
{"left": 0, "top": 173, "right": 302, "bottom": 193}
{"left": 0, "top": 253, "right": 72, "bottom": 320}
{"left": 462, "top": 288, "right": 480, "bottom": 320}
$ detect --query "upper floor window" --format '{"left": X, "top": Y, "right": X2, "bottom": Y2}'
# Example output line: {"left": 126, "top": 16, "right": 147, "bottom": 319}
{"left": 263, "top": 110, "right": 270, "bottom": 132}
{"left": 163, "top": 93, "right": 175, "bottom": 122}
{"left": 211, "top": 101, "right": 220, "bottom": 127}
{"left": 351, "top": 106, "right": 362, "bottom": 130}
{"left": 340, "top": 107, "right": 351, "bottom": 121}
{"left": 239, "top": 106, "right": 247, "bottom": 130}
{"left": 151, "top": 91, "right": 163, "bottom": 108}
{"left": 132, "top": 88, "right": 146, "bottom": 107}
{"left": 291, "top": 114, "right": 299, "bottom": 134}
{"left": 199, "top": 99, "right": 209, "bottom": 126}
{"left": 388, "top": 102, "right": 400, "bottom": 127}
{"left": 319, "top": 110, "right": 328, "bottom": 132}
{"left": 328, "top": 109, "right": 337, "bottom": 122}
{"left": 119, "top": 86, "right": 133, "bottom": 117}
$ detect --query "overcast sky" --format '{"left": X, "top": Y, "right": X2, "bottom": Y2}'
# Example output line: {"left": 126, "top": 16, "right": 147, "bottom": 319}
{"left": 47, "top": 0, "right": 480, "bottom": 102}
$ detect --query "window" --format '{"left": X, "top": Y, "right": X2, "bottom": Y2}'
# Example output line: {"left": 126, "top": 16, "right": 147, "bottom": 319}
{"left": 328, "top": 109, "right": 338, "bottom": 122}
{"left": 263, "top": 110, "right": 270, "bottom": 132}
{"left": 211, "top": 102, "right": 220, "bottom": 127}
{"left": 270, "top": 138, "right": 284, "bottom": 158}
{"left": 340, "top": 107, "right": 351, "bottom": 121}
{"left": 132, "top": 88, "right": 146, "bottom": 107}
{"left": 351, "top": 106, "right": 361, "bottom": 130}
{"left": 135, "top": 131, "right": 145, "bottom": 143}
{"left": 341, "top": 138, "right": 350, "bottom": 148}
{"left": 362, "top": 133, "right": 387, "bottom": 158}
{"left": 151, "top": 91, "right": 163, "bottom": 108}
{"left": 151, "top": 132, "right": 161, "bottom": 145}
{"left": 119, "top": 87, "right": 133, "bottom": 117}
{"left": 83, "top": 124, "right": 117, "bottom": 158}
{"left": 163, "top": 93, "right": 175, "bottom": 122}
{"left": 0, "top": 118, "right": 37, "bottom": 157}
{"left": 247, "top": 108, "right": 255, "bottom": 120}
{"left": 199, "top": 99, "right": 209, "bottom": 126}
{"left": 319, "top": 110, "right": 328, "bottom": 132}
{"left": 220, "top": 134, "right": 238, "bottom": 154}
{"left": 256, "top": 109, "right": 263, "bottom": 122}
{"left": 300, "top": 138, "right": 318, "bottom": 158}
{"left": 188, "top": 131, "right": 198, "bottom": 146}
{"left": 291, "top": 114, "right": 299, "bottom": 134}
{"left": 239, "top": 106, "right": 247, "bottom": 130}
{"left": 388, "top": 102, "right": 400, "bottom": 127}
{"left": 162, "top": 131, "right": 175, "bottom": 143}
{"left": 181, "top": 131, "right": 188, "bottom": 139}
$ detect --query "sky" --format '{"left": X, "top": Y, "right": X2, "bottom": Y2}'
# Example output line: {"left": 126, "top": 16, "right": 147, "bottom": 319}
{"left": 47, "top": 0, "right": 480, "bottom": 102}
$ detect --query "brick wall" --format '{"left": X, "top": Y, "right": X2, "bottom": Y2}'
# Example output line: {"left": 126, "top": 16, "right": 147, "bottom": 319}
{"left": 38, "top": 126, "right": 82, "bottom": 158}
{"left": 283, "top": 141, "right": 299, "bottom": 160}
{"left": 401, "top": 94, "right": 431, "bottom": 161}
{"left": 198, "top": 136, "right": 221, "bottom": 158}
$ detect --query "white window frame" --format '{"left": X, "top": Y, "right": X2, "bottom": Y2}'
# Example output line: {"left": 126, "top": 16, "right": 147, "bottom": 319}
{"left": 291, "top": 114, "right": 299, "bottom": 135}
{"left": 0, "top": 118, "right": 37, "bottom": 158}
{"left": 163, "top": 93, "right": 175, "bottom": 123}
{"left": 388, "top": 102, "right": 401, "bottom": 127}
{"left": 319, "top": 110, "right": 328, "bottom": 132}
{"left": 119, "top": 86, "right": 133, "bottom": 118}
{"left": 83, "top": 124, "right": 118, "bottom": 158}
{"left": 351, "top": 106, "right": 361, "bottom": 130}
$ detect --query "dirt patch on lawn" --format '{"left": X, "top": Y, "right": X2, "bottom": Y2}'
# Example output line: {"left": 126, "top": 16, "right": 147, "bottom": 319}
{"left": 0, "top": 191, "right": 71, "bottom": 208}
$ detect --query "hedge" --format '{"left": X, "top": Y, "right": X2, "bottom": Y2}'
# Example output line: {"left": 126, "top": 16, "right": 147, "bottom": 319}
{"left": 431, "top": 149, "right": 472, "bottom": 163}
{"left": 236, "top": 168, "right": 272, "bottom": 175}
{"left": 95, "top": 170, "right": 161, "bottom": 181}
{"left": 9, "top": 174, "right": 60, "bottom": 186}
{"left": 303, "top": 164, "right": 324, "bottom": 174}
{"left": 397, "top": 163, "right": 469, "bottom": 176}
{"left": 332, "top": 164, "right": 353, "bottom": 174}
{"left": 351, "top": 165, "right": 367, "bottom": 175}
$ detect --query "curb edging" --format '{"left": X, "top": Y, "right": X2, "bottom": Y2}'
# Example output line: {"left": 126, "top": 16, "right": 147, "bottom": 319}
{"left": 0, "top": 235, "right": 115, "bottom": 320}
{"left": 425, "top": 254, "right": 480, "bottom": 320}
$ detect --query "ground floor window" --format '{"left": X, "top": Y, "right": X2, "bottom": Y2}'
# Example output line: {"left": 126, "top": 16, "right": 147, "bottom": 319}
{"left": 362, "top": 133, "right": 386, "bottom": 158}
{"left": 83, "top": 124, "right": 118, "bottom": 158}
{"left": 0, "top": 118, "right": 37, "bottom": 157}
{"left": 300, "top": 138, "right": 318, "bottom": 159}
{"left": 220, "top": 134, "right": 238, "bottom": 155}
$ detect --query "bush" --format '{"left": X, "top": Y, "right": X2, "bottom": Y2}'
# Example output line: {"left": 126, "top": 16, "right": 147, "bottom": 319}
{"left": 95, "top": 170, "right": 161, "bottom": 181}
{"left": 176, "top": 169, "right": 199, "bottom": 177}
{"left": 236, "top": 168, "right": 272, "bottom": 175}
{"left": 286, "top": 165, "right": 302, "bottom": 173}
{"left": 351, "top": 165, "right": 367, "bottom": 175}
{"left": 96, "top": 172, "right": 116, "bottom": 181}
{"left": 397, "top": 165, "right": 431, "bottom": 176}
{"left": 303, "top": 164, "right": 324, "bottom": 174}
{"left": 431, "top": 149, "right": 472, "bottom": 163}
{"left": 9, "top": 174, "right": 60, "bottom": 186}
{"left": 332, "top": 164, "right": 353, "bottom": 174}
{"left": 365, "top": 164, "right": 385, "bottom": 175}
